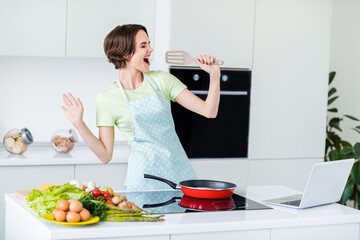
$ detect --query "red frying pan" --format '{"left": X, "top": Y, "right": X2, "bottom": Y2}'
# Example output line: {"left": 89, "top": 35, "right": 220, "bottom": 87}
{"left": 144, "top": 174, "right": 236, "bottom": 199}
{"left": 143, "top": 195, "right": 236, "bottom": 211}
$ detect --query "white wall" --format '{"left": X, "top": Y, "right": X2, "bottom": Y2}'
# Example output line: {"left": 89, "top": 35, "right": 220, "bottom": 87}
{"left": 0, "top": 56, "right": 127, "bottom": 142}
{"left": 329, "top": 0, "right": 360, "bottom": 145}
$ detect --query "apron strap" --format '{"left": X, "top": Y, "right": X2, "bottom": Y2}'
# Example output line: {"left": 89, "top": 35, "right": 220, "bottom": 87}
{"left": 116, "top": 78, "right": 129, "bottom": 104}
{"left": 143, "top": 73, "right": 160, "bottom": 92}
{"left": 117, "top": 73, "right": 160, "bottom": 104}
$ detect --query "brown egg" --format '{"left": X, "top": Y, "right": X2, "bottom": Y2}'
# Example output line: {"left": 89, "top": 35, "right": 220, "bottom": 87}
{"left": 66, "top": 211, "right": 81, "bottom": 223}
{"left": 52, "top": 208, "right": 60, "bottom": 218}
{"left": 54, "top": 210, "right": 66, "bottom": 222}
{"left": 79, "top": 208, "right": 91, "bottom": 221}
{"left": 58, "top": 199, "right": 69, "bottom": 211}
{"left": 69, "top": 200, "right": 83, "bottom": 212}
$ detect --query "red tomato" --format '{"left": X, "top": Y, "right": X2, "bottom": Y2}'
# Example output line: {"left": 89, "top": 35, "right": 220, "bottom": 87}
{"left": 103, "top": 192, "right": 112, "bottom": 199}
{"left": 91, "top": 189, "right": 103, "bottom": 198}
{"left": 105, "top": 199, "right": 113, "bottom": 205}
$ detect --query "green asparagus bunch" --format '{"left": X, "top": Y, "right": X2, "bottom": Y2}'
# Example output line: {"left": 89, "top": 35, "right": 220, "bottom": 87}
{"left": 79, "top": 194, "right": 164, "bottom": 222}
{"left": 104, "top": 205, "right": 164, "bottom": 222}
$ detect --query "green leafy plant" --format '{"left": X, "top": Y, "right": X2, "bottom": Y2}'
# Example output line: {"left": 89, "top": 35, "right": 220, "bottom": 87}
{"left": 325, "top": 71, "right": 360, "bottom": 209}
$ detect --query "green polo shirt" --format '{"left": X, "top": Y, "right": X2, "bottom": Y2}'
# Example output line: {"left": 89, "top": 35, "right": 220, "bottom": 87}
{"left": 96, "top": 70, "right": 187, "bottom": 144}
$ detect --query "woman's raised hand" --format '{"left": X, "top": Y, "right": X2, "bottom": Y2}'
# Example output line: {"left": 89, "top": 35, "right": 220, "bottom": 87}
{"left": 194, "top": 54, "right": 221, "bottom": 77}
{"left": 61, "top": 93, "right": 84, "bottom": 127}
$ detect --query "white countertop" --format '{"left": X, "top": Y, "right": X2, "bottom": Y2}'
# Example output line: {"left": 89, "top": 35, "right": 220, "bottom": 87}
{"left": 5, "top": 185, "right": 360, "bottom": 239}
{"left": 0, "top": 142, "right": 131, "bottom": 166}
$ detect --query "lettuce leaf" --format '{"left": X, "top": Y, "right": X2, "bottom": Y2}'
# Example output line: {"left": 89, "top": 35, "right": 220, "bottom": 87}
{"left": 26, "top": 183, "right": 87, "bottom": 217}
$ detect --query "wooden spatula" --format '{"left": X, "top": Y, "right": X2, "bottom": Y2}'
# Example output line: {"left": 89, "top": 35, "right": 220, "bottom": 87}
{"left": 15, "top": 190, "right": 30, "bottom": 200}
{"left": 165, "top": 50, "right": 224, "bottom": 65}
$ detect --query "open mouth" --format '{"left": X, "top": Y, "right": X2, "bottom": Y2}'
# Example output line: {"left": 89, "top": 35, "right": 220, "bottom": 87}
{"left": 144, "top": 57, "right": 150, "bottom": 65}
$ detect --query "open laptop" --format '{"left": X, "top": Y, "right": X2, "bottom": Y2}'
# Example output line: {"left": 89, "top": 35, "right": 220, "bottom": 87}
{"left": 263, "top": 159, "right": 354, "bottom": 209}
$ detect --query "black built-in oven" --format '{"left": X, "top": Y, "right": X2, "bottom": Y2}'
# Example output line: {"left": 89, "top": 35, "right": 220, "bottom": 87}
{"left": 170, "top": 67, "right": 251, "bottom": 158}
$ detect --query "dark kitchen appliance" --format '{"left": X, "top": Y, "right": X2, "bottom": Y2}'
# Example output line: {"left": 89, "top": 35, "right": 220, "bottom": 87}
{"left": 170, "top": 67, "right": 251, "bottom": 158}
{"left": 124, "top": 190, "right": 271, "bottom": 214}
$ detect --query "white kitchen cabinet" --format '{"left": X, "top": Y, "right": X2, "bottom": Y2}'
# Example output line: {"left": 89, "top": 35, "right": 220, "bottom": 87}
{"left": 271, "top": 224, "right": 359, "bottom": 240}
{"left": 171, "top": 229, "right": 270, "bottom": 240}
{"left": 170, "top": 0, "right": 255, "bottom": 68}
{"left": 0, "top": 0, "right": 66, "bottom": 56}
{"left": 74, "top": 163, "right": 128, "bottom": 191}
{"left": 66, "top": 0, "right": 156, "bottom": 57}
{"left": 0, "top": 165, "right": 74, "bottom": 240}
{"left": 248, "top": 0, "right": 332, "bottom": 159}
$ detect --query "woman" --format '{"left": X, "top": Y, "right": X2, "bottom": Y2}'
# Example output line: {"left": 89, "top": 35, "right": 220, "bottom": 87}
{"left": 62, "top": 24, "right": 220, "bottom": 191}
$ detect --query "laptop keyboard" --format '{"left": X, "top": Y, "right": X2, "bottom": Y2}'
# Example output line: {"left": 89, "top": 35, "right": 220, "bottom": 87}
{"left": 281, "top": 200, "right": 301, "bottom": 207}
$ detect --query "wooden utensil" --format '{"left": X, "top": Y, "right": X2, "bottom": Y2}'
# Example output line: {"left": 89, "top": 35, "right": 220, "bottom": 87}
{"left": 15, "top": 190, "right": 30, "bottom": 200}
{"left": 165, "top": 50, "right": 224, "bottom": 65}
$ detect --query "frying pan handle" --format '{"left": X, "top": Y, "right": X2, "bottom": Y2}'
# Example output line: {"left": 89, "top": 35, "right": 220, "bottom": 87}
{"left": 144, "top": 174, "right": 179, "bottom": 189}
{"left": 143, "top": 196, "right": 180, "bottom": 208}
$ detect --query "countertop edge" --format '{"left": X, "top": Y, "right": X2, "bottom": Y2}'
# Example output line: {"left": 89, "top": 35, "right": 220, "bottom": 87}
{"left": 6, "top": 185, "right": 360, "bottom": 239}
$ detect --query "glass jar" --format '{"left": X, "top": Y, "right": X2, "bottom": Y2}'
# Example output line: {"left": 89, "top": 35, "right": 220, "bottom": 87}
{"left": 3, "top": 128, "right": 34, "bottom": 154}
{"left": 51, "top": 129, "right": 78, "bottom": 153}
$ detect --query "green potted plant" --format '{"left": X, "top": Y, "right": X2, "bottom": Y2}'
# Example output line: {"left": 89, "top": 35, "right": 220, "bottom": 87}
{"left": 325, "top": 71, "right": 360, "bottom": 209}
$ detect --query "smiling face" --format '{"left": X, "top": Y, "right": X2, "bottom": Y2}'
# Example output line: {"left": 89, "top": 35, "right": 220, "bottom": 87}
{"left": 126, "top": 30, "right": 153, "bottom": 73}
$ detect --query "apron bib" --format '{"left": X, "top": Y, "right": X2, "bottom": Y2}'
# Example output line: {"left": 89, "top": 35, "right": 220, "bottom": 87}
{"left": 117, "top": 73, "right": 196, "bottom": 191}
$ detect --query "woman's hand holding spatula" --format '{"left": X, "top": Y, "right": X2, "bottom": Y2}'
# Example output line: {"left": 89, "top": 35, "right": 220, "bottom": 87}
{"left": 171, "top": 52, "right": 221, "bottom": 119}
{"left": 194, "top": 54, "right": 221, "bottom": 77}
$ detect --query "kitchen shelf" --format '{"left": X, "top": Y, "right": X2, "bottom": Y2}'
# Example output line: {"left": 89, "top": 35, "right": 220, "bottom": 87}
{"left": 0, "top": 141, "right": 131, "bottom": 166}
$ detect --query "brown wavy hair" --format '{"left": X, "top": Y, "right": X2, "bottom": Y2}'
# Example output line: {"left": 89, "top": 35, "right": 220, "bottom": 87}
{"left": 104, "top": 24, "right": 148, "bottom": 69}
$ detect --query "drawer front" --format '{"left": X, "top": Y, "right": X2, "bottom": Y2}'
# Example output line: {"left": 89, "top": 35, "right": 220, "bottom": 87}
{"left": 171, "top": 229, "right": 270, "bottom": 240}
{"left": 271, "top": 224, "right": 359, "bottom": 240}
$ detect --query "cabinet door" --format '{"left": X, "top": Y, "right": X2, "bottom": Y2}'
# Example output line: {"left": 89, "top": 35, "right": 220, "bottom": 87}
{"left": 248, "top": 0, "right": 332, "bottom": 159}
{"left": 172, "top": 229, "right": 269, "bottom": 240}
{"left": 66, "top": 0, "right": 156, "bottom": 57}
{"left": 0, "top": 165, "right": 74, "bottom": 240}
{"left": 170, "top": 0, "right": 255, "bottom": 68}
{"left": 75, "top": 163, "right": 128, "bottom": 191}
{"left": 0, "top": 0, "right": 66, "bottom": 56}
{"left": 271, "top": 224, "right": 359, "bottom": 240}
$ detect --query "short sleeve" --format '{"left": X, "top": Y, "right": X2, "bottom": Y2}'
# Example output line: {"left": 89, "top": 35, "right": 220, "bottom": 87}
{"left": 153, "top": 71, "right": 187, "bottom": 102}
{"left": 96, "top": 92, "right": 115, "bottom": 127}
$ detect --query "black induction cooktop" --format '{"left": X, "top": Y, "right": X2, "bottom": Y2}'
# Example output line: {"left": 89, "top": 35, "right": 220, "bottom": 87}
{"left": 124, "top": 190, "right": 271, "bottom": 214}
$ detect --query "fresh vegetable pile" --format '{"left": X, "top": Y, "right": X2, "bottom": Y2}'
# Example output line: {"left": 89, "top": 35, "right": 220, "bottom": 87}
{"left": 26, "top": 182, "right": 164, "bottom": 222}
{"left": 26, "top": 183, "right": 87, "bottom": 217}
